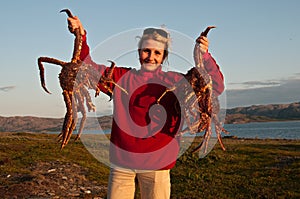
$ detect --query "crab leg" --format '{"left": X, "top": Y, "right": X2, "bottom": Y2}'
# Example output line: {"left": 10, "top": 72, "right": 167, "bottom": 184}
{"left": 190, "top": 27, "right": 214, "bottom": 153}
{"left": 66, "top": 93, "right": 78, "bottom": 145}
{"left": 200, "top": 26, "right": 216, "bottom": 38}
{"left": 191, "top": 120, "right": 212, "bottom": 153}
{"left": 98, "top": 60, "right": 128, "bottom": 98}
{"left": 59, "top": 90, "right": 75, "bottom": 149}
{"left": 37, "top": 57, "right": 66, "bottom": 94}
{"left": 215, "top": 125, "right": 226, "bottom": 151}
{"left": 60, "top": 9, "right": 74, "bottom": 18}
{"left": 194, "top": 26, "right": 216, "bottom": 68}
{"left": 73, "top": 89, "right": 86, "bottom": 141}
{"left": 71, "top": 29, "right": 82, "bottom": 63}
{"left": 60, "top": 9, "right": 82, "bottom": 63}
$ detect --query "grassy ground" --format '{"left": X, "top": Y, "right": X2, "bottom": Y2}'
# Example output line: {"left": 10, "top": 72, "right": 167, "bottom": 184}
{"left": 173, "top": 137, "right": 300, "bottom": 199}
{"left": 0, "top": 132, "right": 299, "bottom": 198}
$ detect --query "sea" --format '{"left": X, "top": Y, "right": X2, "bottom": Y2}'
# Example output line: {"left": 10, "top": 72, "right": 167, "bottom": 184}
{"left": 51, "top": 120, "right": 300, "bottom": 140}
{"left": 223, "top": 120, "right": 300, "bottom": 140}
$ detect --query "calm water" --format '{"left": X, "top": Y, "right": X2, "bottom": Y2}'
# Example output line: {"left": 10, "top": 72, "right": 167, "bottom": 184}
{"left": 50, "top": 120, "right": 300, "bottom": 140}
{"left": 223, "top": 120, "right": 300, "bottom": 140}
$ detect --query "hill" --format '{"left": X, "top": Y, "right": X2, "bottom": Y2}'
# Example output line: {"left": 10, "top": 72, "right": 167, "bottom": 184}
{"left": 0, "top": 101, "right": 300, "bottom": 132}
{"left": 225, "top": 101, "right": 300, "bottom": 123}
{"left": 0, "top": 115, "right": 112, "bottom": 133}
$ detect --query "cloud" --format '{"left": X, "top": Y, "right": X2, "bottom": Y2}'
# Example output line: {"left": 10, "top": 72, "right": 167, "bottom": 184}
{"left": 0, "top": 86, "right": 15, "bottom": 92}
{"left": 229, "top": 80, "right": 280, "bottom": 88}
{"left": 226, "top": 77, "right": 300, "bottom": 108}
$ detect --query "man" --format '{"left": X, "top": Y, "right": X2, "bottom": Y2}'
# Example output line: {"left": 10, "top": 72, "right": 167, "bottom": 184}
{"left": 68, "top": 16, "right": 224, "bottom": 199}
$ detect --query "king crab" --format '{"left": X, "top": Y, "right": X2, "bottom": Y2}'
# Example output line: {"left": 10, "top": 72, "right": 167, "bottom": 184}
{"left": 158, "top": 26, "right": 229, "bottom": 153}
{"left": 37, "top": 9, "right": 124, "bottom": 149}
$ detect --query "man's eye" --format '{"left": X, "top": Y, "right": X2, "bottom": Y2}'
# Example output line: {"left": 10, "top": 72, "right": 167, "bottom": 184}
{"left": 143, "top": 49, "right": 150, "bottom": 53}
{"left": 155, "top": 51, "right": 161, "bottom": 55}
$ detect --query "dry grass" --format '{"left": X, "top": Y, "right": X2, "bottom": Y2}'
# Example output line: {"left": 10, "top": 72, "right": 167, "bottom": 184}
{"left": 0, "top": 132, "right": 299, "bottom": 198}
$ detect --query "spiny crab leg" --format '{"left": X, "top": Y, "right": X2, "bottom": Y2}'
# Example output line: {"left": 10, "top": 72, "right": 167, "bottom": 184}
{"left": 60, "top": 9, "right": 74, "bottom": 18}
{"left": 157, "top": 86, "right": 176, "bottom": 104}
{"left": 105, "top": 60, "right": 129, "bottom": 95}
{"left": 192, "top": 120, "right": 213, "bottom": 153}
{"left": 97, "top": 60, "right": 129, "bottom": 98}
{"left": 194, "top": 26, "right": 216, "bottom": 68}
{"left": 37, "top": 57, "right": 67, "bottom": 94}
{"left": 60, "top": 9, "right": 82, "bottom": 63}
{"left": 200, "top": 26, "right": 216, "bottom": 38}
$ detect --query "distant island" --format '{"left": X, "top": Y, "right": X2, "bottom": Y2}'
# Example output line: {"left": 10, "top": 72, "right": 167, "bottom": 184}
{"left": 0, "top": 102, "right": 299, "bottom": 133}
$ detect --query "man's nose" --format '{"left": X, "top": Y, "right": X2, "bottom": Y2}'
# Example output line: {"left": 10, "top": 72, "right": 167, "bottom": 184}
{"left": 148, "top": 51, "right": 154, "bottom": 61}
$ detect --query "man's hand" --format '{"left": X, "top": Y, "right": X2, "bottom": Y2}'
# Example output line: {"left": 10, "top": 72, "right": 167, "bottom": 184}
{"left": 67, "top": 16, "right": 85, "bottom": 36}
{"left": 196, "top": 36, "right": 209, "bottom": 54}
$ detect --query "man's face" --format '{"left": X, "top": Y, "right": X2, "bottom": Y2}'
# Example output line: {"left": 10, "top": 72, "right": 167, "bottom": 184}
{"left": 139, "top": 39, "right": 165, "bottom": 72}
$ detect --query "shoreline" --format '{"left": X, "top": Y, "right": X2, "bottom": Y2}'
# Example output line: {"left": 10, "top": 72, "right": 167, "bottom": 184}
{"left": 1, "top": 131, "right": 299, "bottom": 141}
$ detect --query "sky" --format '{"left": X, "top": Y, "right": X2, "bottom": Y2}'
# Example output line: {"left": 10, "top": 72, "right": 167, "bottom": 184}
{"left": 0, "top": 0, "right": 299, "bottom": 118}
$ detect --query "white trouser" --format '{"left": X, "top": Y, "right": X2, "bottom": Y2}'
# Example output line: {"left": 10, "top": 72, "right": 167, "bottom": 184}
{"left": 107, "top": 167, "right": 171, "bottom": 199}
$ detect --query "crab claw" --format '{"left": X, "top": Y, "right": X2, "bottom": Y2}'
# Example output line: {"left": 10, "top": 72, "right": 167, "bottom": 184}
{"left": 195, "top": 26, "right": 216, "bottom": 43}
{"left": 42, "top": 85, "right": 51, "bottom": 94}
{"left": 107, "top": 60, "right": 116, "bottom": 67}
{"left": 60, "top": 9, "right": 74, "bottom": 18}
{"left": 201, "top": 26, "right": 216, "bottom": 37}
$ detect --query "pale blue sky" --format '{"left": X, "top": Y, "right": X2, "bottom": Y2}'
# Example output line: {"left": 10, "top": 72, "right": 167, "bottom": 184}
{"left": 0, "top": 0, "right": 299, "bottom": 117}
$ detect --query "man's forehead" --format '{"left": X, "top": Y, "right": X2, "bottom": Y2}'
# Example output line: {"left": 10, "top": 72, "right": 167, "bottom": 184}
{"left": 141, "top": 39, "right": 165, "bottom": 50}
